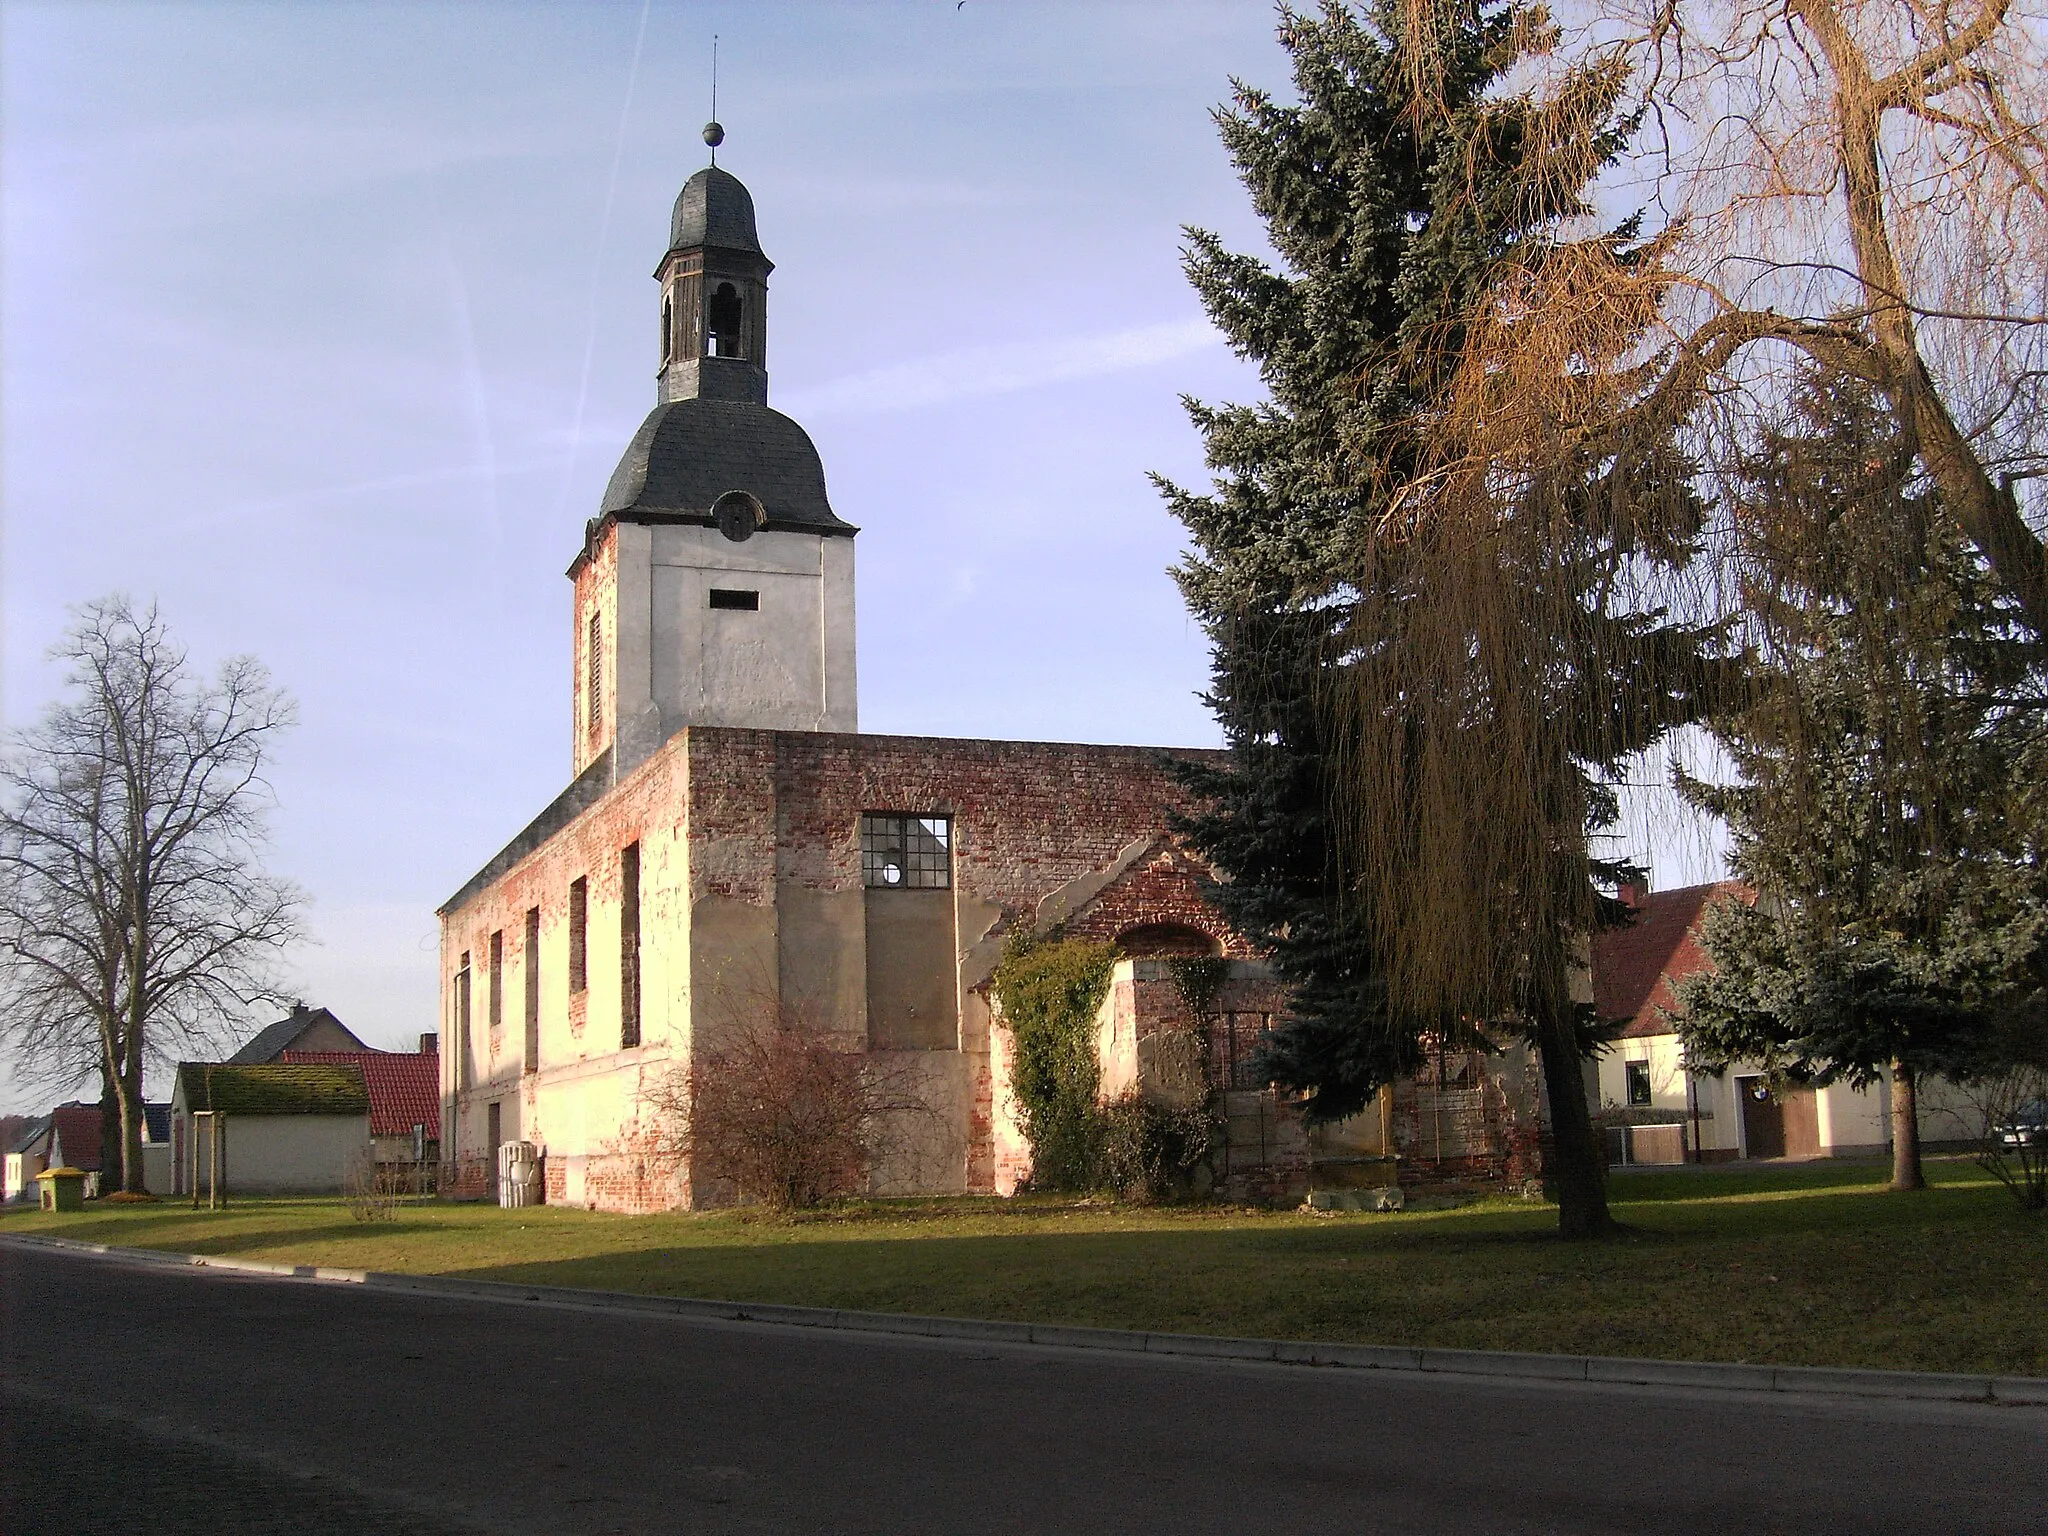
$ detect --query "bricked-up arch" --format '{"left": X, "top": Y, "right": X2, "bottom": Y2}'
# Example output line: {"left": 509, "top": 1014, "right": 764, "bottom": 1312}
{"left": 1114, "top": 922, "right": 1222, "bottom": 958}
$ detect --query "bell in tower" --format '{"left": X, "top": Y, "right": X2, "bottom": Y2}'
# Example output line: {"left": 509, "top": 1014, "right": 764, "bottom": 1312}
{"left": 656, "top": 138, "right": 772, "bottom": 405}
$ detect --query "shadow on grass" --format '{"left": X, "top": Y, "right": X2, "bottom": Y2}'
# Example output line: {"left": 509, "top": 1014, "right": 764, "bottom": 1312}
{"left": 409, "top": 1184, "right": 2047, "bottom": 1374}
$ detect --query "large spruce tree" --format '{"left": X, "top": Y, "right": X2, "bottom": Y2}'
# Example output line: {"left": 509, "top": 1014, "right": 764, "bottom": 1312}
{"left": 1676, "top": 373, "right": 2048, "bottom": 1190}
{"left": 1163, "top": 0, "right": 1730, "bottom": 1236}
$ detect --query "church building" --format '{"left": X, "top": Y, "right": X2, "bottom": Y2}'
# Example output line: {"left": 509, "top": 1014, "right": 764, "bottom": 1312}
{"left": 438, "top": 152, "right": 1535, "bottom": 1212}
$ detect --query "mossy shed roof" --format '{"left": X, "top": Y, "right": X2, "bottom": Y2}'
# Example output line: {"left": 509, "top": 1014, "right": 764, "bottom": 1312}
{"left": 176, "top": 1063, "right": 369, "bottom": 1117}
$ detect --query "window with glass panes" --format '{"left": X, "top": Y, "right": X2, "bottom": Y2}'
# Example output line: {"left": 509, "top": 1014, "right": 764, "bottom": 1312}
{"left": 860, "top": 814, "right": 951, "bottom": 889}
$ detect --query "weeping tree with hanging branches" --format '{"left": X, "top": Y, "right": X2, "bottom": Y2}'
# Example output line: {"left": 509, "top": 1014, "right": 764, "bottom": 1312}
{"left": 1384, "top": 0, "right": 2048, "bottom": 640}
{"left": 1165, "top": 0, "right": 1739, "bottom": 1237}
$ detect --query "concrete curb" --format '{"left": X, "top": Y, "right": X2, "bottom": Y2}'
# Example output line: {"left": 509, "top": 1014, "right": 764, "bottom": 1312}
{"left": 8, "top": 1230, "right": 2044, "bottom": 1407}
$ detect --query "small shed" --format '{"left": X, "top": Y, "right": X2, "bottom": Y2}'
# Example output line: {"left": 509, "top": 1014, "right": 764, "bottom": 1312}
{"left": 172, "top": 1063, "right": 371, "bottom": 1196}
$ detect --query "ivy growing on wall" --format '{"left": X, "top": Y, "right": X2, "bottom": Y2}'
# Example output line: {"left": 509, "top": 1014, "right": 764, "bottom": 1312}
{"left": 990, "top": 928, "right": 1116, "bottom": 1192}
{"left": 993, "top": 933, "right": 1235, "bottom": 1200}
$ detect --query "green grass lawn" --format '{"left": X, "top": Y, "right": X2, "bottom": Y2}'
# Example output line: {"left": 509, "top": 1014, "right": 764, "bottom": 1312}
{"left": 7, "top": 1158, "right": 2044, "bottom": 1375}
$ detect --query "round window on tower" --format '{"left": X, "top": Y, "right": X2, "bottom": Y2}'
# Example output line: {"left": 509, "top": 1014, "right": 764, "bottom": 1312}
{"left": 712, "top": 490, "right": 767, "bottom": 542}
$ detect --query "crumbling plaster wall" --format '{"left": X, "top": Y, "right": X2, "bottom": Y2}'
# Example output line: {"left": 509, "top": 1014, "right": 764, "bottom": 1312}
{"left": 440, "top": 736, "right": 692, "bottom": 1210}
{"left": 444, "top": 726, "right": 1233, "bottom": 1211}
{"left": 704, "top": 729, "right": 1229, "bottom": 1197}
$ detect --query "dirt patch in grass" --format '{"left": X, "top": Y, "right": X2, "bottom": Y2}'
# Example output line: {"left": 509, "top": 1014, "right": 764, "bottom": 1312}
{"left": 6, "top": 1160, "right": 2042, "bottom": 1375}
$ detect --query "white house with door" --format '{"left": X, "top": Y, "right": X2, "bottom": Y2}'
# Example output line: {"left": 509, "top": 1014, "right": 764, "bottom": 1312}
{"left": 1591, "top": 881, "right": 1896, "bottom": 1163}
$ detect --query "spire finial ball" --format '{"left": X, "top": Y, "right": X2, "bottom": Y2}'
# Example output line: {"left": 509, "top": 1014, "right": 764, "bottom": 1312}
{"left": 703, "top": 121, "right": 725, "bottom": 148}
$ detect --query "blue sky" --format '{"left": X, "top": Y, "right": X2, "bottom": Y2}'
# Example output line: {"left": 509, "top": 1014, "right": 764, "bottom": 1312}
{"left": 1, "top": 1, "right": 1723, "bottom": 1104}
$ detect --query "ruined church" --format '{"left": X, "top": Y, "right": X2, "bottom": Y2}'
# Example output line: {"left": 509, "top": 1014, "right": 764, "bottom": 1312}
{"left": 438, "top": 153, "right": 1540, "bottom": 1212}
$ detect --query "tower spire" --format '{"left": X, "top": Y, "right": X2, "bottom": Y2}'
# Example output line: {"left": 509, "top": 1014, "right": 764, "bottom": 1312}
{"left": 703, "top": 35, "right": 722, "bottom": 167}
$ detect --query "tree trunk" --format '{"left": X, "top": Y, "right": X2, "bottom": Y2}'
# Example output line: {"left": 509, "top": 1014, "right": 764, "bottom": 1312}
{"left": 119, "top": 1023, "right": 146, "bottom": 1194}
{"left": 1890, "top": 1057, "right": 1925, "bottom": 1192}
{"left": 1531, "top": 987, "right": 1617, "bottom": 1239}
{"left": 96, "top": 1064, "right": 120, "bottom": 1198}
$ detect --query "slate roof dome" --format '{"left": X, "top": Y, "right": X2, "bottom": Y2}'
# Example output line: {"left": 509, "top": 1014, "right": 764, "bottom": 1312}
{"left": 600, "top": 398, "right": 852, "bottom": 533}
{"left": 670, "top": 166, "right": 765, "bottom": 257}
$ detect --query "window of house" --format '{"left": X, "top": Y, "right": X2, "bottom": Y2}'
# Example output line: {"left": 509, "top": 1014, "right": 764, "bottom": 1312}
{"left": 1625, "top": 1060, "right": 1653, "bottom": 1108}
{"left": 620, "top": 842, "right": 642, "bottom": 1048}
{"left": 488, "top": 930, "right": 504, "bottom": 1047}
{"left": 523, "top": 906, "right": 541, "bottom": 1073}
{"left": 860, "top": 814, "right": 951, "bottom": 889}
{"left": 568, "top": 877, "right": 588, "bottom": 994}
{"left": 586, "top": 612, "right": 604, "bottom": 742}
{"left": 708, "top": 588, "right": 759, "bottom": 610}
{"left": 454, "top": 953, "right": 472, "bottom": 1092}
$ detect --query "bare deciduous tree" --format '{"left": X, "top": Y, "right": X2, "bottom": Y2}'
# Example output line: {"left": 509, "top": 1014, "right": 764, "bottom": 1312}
{"left": 645, "top": 993, "right": 934, "bottom": 1211}
{"left": 0, "top": 597, "right": 302, "bottom": 1193}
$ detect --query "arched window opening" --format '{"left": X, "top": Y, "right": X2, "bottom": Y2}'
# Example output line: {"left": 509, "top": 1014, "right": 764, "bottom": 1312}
{"left": 705, "top": 282, "right": 745, "bottom": 358}
{"left": 1115, "top": 922, "right": 1221, "bottom": 958}
{"left": 660, "top": 292, "right": 674, "bottom": 364}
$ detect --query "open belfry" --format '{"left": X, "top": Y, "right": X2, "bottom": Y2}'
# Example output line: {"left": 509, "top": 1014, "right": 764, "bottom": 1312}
{"left": 439, "top": 141, "right": 1540, "bottom": 1212}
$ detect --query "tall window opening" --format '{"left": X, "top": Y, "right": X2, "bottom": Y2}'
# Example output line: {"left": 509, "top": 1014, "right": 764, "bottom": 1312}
{"left": 523, "top": 906, "right": 541, "bottom": 1073}
{"left": 454, "top": 952, "right": 472, "bottom": 1092}
{"left": 620, "top": 842, "right": 642, "bottom": 1048}
{"left": 488, "top": 930, "right": 504, "bottom": 1051}
{"left": 860, "top": 814, "right": 951, "bottom": 889}
{"left": 586, "top": 611, "right": 603, "bottom": 743}
{"left": 568, "top": 877, "right": 588, "bottom": 995}
{"left": 705, "top": 282, "right": 745, "bottom": 358}
{"left": 660, "top": 292, "right": 674, "bottom": 364}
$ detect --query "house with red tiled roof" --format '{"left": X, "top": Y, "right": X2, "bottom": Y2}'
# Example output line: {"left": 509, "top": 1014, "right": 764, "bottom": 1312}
{"left": 10, "top": 1100, "right": 177, "bottom": 1197}
{"left": 282, "top": 1045, "right": 440, "bottom": 1165}
{"left": 1590, "top": 880, "right": 1894, "bottom": 1164}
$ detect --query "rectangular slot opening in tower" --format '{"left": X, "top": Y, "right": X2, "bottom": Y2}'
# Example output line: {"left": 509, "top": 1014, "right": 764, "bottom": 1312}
{"left": 708, "top": 588, "right": 760, "bottom": 611}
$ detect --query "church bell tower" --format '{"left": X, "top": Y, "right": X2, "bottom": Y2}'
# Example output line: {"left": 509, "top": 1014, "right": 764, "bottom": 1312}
{"left": 569, "top": 127, "right": 859, "bottom": 778}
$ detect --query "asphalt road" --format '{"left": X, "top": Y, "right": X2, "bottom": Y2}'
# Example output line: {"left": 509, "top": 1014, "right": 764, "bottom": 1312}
{"left": 4, "top": 1242, "right": 2044, "bottom": 1536}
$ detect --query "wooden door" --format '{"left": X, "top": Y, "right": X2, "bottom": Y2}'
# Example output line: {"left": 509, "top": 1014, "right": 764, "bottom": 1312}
{"left": 1782, "top": 1088, "right": 1821, "bottom": 1158}
{"left": 486, "top": 1100, "right": 502, "bottom": 1197}
{"left": 1740, "top": 1078, "right": 1785, "bottom": 1159}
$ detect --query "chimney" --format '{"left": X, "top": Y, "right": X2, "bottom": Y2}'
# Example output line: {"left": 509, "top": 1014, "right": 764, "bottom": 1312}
{"left": 1617, "top": 876, "right": 1651, "bottom": 909}
{"left": 419, "top": 1032, "right": 439, "bottom": 1055}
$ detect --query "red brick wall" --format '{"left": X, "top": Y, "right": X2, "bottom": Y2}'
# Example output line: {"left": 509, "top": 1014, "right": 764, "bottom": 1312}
{"left": 737, "top": 730, "right": 1221, "bottom": 917}
{"left": 1064, "top": 844, "right": 1254, "bottom": 959}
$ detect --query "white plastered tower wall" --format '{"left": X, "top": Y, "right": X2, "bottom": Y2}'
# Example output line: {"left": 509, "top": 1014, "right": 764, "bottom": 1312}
{"left": 567, "top": 156, "right": 860, "bottom": 781}
{"left": 587, "top": 519, "right": 856, "bottom": 776}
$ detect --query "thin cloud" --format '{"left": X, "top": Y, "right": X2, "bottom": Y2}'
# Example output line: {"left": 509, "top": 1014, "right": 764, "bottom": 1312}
{"left": 779, "top": 317, "right": 1223, "bottom": 416}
